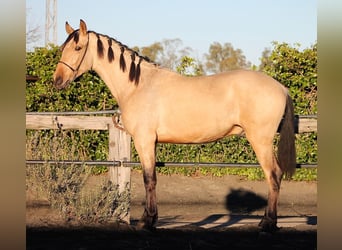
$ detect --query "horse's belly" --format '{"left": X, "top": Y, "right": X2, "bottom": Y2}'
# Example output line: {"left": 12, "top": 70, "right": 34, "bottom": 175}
{"left": 156, "top": 122, "right": 243, "bottom": 144}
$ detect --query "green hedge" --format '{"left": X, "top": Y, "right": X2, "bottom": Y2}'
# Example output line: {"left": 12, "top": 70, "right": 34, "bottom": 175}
{"left": 261, "top": 42, "right": 317, "bottom": 115}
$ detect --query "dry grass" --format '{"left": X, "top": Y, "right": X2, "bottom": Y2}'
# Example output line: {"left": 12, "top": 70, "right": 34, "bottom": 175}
{"left": 26, "top": 130, "right": 130, "bottom": 224}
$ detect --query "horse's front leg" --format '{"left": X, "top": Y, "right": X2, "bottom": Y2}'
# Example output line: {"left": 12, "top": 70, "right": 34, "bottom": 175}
{"left": 133, "top": 135, "right": 158, "bottom": 230}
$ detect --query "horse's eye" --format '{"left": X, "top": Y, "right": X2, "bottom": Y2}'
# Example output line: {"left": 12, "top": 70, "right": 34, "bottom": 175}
{"left": 75, "top": 46, "right": 82, "bottom": 51}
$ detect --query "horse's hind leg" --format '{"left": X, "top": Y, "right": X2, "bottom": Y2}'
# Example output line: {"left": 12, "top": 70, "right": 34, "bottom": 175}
{"left": 246, "top": 134, "right": 283, "bottom": 232}
{"left": 133, "top": 135, "right": 158, "bottom": 231}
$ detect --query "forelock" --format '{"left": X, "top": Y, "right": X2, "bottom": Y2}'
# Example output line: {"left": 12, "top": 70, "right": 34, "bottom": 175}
{"left": 60, "top": 29, "right": 80, "bottom": 51}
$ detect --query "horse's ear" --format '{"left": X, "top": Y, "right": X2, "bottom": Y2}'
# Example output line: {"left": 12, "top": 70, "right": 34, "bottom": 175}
{"left": 79, "top": 19, "right": 87, "bottom": 36}
{"left": 65, "top": 21, "right": 74, "bottom": 35}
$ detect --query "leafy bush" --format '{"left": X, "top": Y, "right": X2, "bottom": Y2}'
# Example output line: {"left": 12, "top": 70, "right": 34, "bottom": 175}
{"left": 261, "top": 42, "right": 317, "bottom": 115}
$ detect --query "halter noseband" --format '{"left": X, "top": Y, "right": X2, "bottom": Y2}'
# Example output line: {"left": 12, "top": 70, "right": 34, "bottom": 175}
{"left": 58, "top": 32, "right": 90, "bottom": 75}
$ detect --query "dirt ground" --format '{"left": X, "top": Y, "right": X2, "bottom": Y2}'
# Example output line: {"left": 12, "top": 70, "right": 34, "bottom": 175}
{"left": 27, "top": 170, "right": 317, "bottom": 249}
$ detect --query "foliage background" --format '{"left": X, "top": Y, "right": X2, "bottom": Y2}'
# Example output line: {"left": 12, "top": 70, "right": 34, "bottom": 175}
{"left": 26, "top": 41, "right": 317, "bottom": 179}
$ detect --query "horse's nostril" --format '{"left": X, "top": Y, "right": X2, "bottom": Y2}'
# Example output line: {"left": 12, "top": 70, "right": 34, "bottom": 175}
{"left": 54, "top": 76, "right": 63, "bottom": 86}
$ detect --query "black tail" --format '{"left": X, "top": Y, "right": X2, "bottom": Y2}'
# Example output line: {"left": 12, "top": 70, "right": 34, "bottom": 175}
{"left": 278, "top": 95, "right": 296, "bottom": 179}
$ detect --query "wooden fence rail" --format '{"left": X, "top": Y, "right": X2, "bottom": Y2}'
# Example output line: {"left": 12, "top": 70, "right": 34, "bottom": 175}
{"left": 26, "top": 114, "right": 317, "bottom": 133}
{"left": 25, "top": 113, "right": 317, "bottom": 222}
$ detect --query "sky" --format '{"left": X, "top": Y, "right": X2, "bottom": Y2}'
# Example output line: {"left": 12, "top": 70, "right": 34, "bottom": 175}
{"left": 26, "top": 0, "right": 317, "bottom": 66}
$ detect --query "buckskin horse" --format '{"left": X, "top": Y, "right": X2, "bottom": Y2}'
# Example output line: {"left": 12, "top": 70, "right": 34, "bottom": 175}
{"left": 53, "top": 20, "right": 296, "bottom": 233}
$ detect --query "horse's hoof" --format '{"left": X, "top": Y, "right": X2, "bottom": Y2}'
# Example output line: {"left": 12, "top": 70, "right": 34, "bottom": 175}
{"left": 137, "top": 210, "right": 158, "bottom": 232}
{"left": 259, "top": 224, "right": 280, "bottom": 233}
{"left": 258, "top": 217, "right": 279, "bottom": 233}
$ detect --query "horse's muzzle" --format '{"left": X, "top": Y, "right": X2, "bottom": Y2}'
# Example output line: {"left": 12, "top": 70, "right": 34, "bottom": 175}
{"left": 53, "top": 75, "right": 70, "bottom": 90}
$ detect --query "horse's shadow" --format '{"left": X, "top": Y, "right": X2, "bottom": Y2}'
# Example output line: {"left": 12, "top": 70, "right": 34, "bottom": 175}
{"left": 225, "top": 187, "right": 268, "bottom": 214}
{"left": 189, "top": 188, "right": 317, "bottom": 229}
{"left": 187, "top": 188, "right": 266, "bottom": 228}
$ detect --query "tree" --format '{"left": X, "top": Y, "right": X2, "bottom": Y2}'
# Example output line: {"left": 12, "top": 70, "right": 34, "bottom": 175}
{"left": 176, "top": 56, "right": 204, "bottom": 76}
{"left": 205, "top": 42, "right": 251, "bottom": 73}
{"left": 26, "top": 8, "right": 42, "bottom": 51}
{"left": 133, "top": 42, "right": 163, "bottom": 63}
{"left": 158, "top": 38, "right": 193, "bottom": 70}
{"left": 258, "top": 47, "right": 272, "bottom": 71}
{"left": 135, "top": 38, "right": 193, "bottom": 71}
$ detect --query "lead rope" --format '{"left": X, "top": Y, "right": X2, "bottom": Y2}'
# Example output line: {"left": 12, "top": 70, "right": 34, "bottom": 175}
{"left": 112, "top": 113, "right": 126, "bottom": 131}
{"left": 52, "top": 116, "right": 66, "bottom": 161}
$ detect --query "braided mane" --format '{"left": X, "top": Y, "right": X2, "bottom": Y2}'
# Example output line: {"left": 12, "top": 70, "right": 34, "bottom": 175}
{"left": 60, "top": 29, "right": 157, "bottom": 85}
{"left": 89, "top": 31, "right": 157, "bottom": 85}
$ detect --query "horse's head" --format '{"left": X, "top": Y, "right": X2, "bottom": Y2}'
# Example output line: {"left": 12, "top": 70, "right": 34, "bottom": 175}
{"left": 53, "top": 19, "right": 91, "bottom": 89}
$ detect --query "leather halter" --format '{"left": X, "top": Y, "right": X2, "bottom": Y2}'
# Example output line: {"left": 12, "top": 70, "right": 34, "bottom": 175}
{"left": 58, "top": 32, "right": 90, "bottom": 74}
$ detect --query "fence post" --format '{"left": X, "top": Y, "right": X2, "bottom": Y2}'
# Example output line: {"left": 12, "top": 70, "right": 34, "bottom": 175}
{"left": 108, "top": 123, "right": 131, "bottom": 223}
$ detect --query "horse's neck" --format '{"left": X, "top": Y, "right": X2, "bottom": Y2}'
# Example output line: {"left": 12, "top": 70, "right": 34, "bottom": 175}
{"left": 90, "top": 46, "right": 155, "bottom": 106}
{"left": 92, "top": 60, "right": 126, "bottom": 104}
{"left": 88, "top": 32, "right": 183, "bottom": 105}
